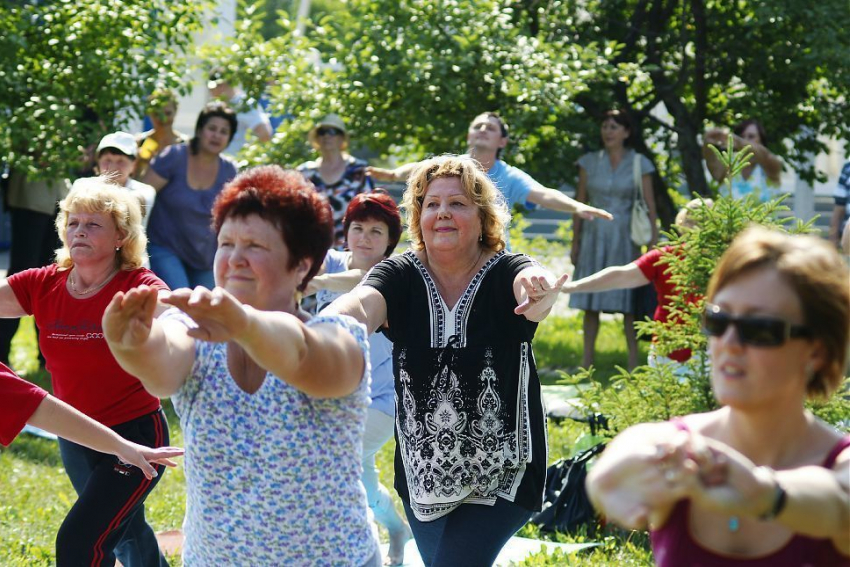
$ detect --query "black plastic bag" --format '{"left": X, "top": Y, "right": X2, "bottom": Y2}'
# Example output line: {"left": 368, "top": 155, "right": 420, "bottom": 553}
{"left": 529, "top": 443, "right": 606, "bottom": 534}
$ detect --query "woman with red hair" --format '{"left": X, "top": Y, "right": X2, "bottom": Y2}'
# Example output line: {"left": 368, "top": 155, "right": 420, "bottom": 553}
{"left": 306, "top": 191, "right": 412, "bottom": 565}
{"left": 103, "top": 165, "right": 381, "bottom": 565}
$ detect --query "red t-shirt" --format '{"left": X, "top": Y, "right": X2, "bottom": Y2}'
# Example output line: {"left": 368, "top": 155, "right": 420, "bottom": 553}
{"left": 633, "top": 246, "right": 698, "bottom": 362}
{"left": 0, "top": 364, "right": 48, "bottom": 446}
{"left": 8, "top": 265, "right": 168, "bottom": 426}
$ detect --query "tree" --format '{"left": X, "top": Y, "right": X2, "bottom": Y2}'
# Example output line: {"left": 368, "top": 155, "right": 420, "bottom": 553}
{"left": 212, "top": 0, "right": 848, "bottom": 227}
{"left": 566, "top": 0, "right": 850, "bottom": 197}
{"left": 207, "top": 0, "right": 618, "bottom": 183}
{"left": 0, "top": 0, "right": 208, "bottom": 180}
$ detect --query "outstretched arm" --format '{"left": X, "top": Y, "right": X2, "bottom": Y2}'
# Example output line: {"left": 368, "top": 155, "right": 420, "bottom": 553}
{"left": 162, "top": 287, "right": 366, "bottom": 399}
{"left": 526, "top": 185, "right": 613, "bottom": 221}
{"left": 322, "top": 285, "right": 388, "bottom": 335}
{"left": 28, "top": 395, "right": 183, "bottom": 480}
{"left": 103, "top": 285, "right": 196, "bottom": 397}
{"left": 561, "top": 263, "right": 650, "bottom": 295}
{"left": 303, "top": 269, "right": 368, "bottom": 297}
{"left": 366, "top": 162, "right": 419, "bottom": 182}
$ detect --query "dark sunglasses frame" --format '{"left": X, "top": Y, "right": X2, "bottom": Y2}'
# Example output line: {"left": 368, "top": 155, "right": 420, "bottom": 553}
{"left": 702, "top": 303, "right": 812, "bottom": 347}
{"left": 316, "top": 127, "right": 343, "bottom": 137}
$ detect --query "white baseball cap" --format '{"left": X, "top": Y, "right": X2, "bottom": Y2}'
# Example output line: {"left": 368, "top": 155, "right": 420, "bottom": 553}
{"left": 96, "top": 131, "right": 137, "bottom": 158}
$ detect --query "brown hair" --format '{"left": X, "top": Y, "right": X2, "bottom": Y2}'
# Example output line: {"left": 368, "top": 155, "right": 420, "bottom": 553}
{"left": 401, "top": 155, "right": 510, "bottom": 253}
{"left": 707, "top": 227, "right": 850, "bottom": 398}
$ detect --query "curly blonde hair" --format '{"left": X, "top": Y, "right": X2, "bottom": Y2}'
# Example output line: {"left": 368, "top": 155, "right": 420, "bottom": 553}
{"left": 401, "top": 155, "right": 510, "bottom": 252}
{"left": 55, "top": 177, "right": 147, "bottom": 270}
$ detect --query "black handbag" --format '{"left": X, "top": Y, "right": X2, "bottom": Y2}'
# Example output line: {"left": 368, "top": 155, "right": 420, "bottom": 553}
{"left": 529, "top": 442, "right": 606, "bottom": 534}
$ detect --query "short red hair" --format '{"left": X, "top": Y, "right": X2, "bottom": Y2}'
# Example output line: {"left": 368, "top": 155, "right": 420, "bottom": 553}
{"left": 343, "top": 191, "right": 402, "bottom": 257}
{"left": 212, "top": 165, "right": 333, "bottom": 290}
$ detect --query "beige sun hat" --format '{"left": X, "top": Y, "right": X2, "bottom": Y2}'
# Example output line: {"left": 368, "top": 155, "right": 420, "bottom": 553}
{"left": 307, "top": 114, "right": 349, "bottom": 149}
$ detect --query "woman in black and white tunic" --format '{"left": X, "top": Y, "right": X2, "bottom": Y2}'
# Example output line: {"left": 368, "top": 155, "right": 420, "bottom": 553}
{"left": 325, "top": 155, "right": 566, "bottom": 566}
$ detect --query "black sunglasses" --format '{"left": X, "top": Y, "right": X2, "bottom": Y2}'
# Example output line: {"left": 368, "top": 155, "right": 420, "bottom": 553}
{"left": 702, "top": 304, "right": 812, "bottom": 347}
{"left": 317, "top": 127, "right": 343, "bottom": 137}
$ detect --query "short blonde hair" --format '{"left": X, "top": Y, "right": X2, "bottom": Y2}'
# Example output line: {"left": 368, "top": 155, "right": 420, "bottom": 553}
{"left": 674, "top": 197, "right": 714, "bottom": 230}
{"left": 401, "top": 155, "right": 510, "bottom": 252}
{"left": 55, "top": 177, "right": 147, "bottom": 270}
{"left": 707, "top": 227, "right": 850, "bottom": 399}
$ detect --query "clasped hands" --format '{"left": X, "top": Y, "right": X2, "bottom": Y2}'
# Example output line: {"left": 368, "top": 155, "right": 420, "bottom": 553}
{"left": 594, "top": 430, "right": 778, "bottom": 530}
{"left": 104, "top": 285, "right": 252, "bottom": 346}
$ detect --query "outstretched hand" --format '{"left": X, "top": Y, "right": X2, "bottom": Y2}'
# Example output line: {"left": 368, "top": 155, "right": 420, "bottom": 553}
{"left": 575, "top": 203, "right": 614, "bottom": 221}
{"left": 686, "top": 437, "right": 776, "bottom": 518}
{"left": 103, "top": 285, "right": 160, "bottom": 349}
{"left": 161, "top": 286, "right": 250, "bottom": 343}
{"left": 591, "top": 437, "right": 700, "bottom": 530}
{"left": 515, "top": 272, "right": 569, "bottom": 318}
{"left": 114, "top": 441, "right": 184, "bottom": 480}
{"left": 365, "top": 166, "right": 395, "bottom": 182}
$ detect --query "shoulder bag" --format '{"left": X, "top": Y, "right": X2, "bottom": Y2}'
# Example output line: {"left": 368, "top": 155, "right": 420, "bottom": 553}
{"left": 630, "top": 153, "right": 653, "bottom": 246}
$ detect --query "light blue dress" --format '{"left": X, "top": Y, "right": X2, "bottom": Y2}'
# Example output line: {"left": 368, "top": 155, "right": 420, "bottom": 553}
{"left": 569, "top": 149, "right": 655, "bottom": 313}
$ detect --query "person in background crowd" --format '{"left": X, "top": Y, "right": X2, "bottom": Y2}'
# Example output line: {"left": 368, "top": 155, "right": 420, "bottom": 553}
{"left": 207, "top": 68, "right": 273, "bottom": 157}
{"left": 135, "top": 90, "right": 190, "bottom": 180}
{"left": 103, "top": 165, "right": 380, "bottom": 565}
{"left": 78, "top": 131, "right": 157, "bottom": 228}
{"left": 570, "top": 109, "right": 659, "bottom": 370}
{"left": 326, "top": 155, "right": 567, "bottom": 565}
{"left": 703, "top": 118, "right": 783, "bottom": 202}
{"left": 297, "top": 114, "right": 375, "bottom": 246}
{"left": 586, "top": 227, "right": 849, "bottom": 566}
{"left": 306, "top": 191, "right": 412, "bottom": 565}
{"left": 0, "top": 169, "right": 67, "bottom": 367}
{"left": 1, "top": 363, "right": 182, "bottom": 479}
{"left": 0, "top": 179, "right": 173, "bottom": 566}
{"left": 142, "top": 101, "right": 238, "bottom": 290}
{"left": 829, "top": 160, "right": 850, "bottom": 249}
{"left": 368, "top": 112, "right": 613, "bottom": 223}
{"left": 562, "top": 198, "right": 712, "bottom": 368}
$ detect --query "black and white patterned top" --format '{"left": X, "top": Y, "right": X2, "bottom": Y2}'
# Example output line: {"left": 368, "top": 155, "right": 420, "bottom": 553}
{"left": 364, "top": 250, "right": 548, "bottom": 522}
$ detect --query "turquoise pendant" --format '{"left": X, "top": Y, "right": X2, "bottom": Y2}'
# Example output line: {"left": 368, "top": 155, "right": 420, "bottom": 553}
{"left": 728, "top": 516, "right": 740, "bottom": 532}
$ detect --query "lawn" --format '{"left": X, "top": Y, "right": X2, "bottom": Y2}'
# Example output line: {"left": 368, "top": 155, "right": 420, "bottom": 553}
{"left": 0, "top": 312, "right": 654, "bottom": 566}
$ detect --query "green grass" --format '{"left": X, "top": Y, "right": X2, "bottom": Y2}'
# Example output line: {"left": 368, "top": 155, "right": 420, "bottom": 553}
{"left": 1, "top": 316, "right": 653, "bottom": 565}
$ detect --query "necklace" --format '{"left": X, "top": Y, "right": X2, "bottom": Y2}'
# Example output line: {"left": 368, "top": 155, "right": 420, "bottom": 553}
{"left": 69, "top": 267, "right": 118, "bottom": 295}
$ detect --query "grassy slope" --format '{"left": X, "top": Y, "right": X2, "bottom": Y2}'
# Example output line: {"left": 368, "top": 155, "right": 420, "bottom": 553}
{"left": 0, "top": 315, "right": 653, "bottom": 565}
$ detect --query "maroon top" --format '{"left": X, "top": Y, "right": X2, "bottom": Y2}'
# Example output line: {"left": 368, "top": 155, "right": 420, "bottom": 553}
{"left": 650, "top": 422, "right": 850, "bottom": 566}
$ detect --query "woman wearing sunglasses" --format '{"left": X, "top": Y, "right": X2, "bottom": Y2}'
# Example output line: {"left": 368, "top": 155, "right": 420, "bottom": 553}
{"left": 586, "top": 227, "right": 849, "bottom": 565}
{"left": 298, "top": 114, "right": 374, "bottom": 246}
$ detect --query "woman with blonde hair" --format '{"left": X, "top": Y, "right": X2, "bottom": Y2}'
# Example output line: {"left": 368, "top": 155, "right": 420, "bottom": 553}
{"left": 325, "top": 155, "right": 567, "bottom": 565}
{"left": 0, "top": 178, "right": 172, "bottom": 566}
{"left": 587, "top": 227, "right": 849, "bottom": 565}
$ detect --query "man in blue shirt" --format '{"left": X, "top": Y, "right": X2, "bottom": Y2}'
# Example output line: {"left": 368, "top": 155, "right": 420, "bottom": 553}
{"left": 369, "top": 112, "right": 613, "bottom": 221}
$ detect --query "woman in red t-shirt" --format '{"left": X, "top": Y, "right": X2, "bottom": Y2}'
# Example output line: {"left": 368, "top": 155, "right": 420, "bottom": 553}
{"left": 0, "top": 179, "right": 172, "bottom": 566}
{"left": 586, "top": 228, "right": 850, "bottom": 566}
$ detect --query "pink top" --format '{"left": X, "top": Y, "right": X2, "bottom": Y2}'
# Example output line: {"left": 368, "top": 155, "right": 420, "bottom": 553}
{"left": 650, "top": 424, "right": 850, "bottom": 567}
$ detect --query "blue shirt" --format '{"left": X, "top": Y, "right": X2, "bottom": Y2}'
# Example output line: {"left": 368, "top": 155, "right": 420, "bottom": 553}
{"left": 486, "top": 159, "right": 543, "bottom": 208}
{"left": 147, "top": 145, "right": 237, "bottom": 270}
{"left": 316, "top": 250, "right": 395, "bottom": 417}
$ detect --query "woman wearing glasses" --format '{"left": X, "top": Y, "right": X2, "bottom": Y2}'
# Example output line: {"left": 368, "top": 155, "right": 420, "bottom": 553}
{"left": 586, "top": 227, "right": 849, "bottom": 565}
{"left": 297, "top": 114, "right": 374, "bottom": 246}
